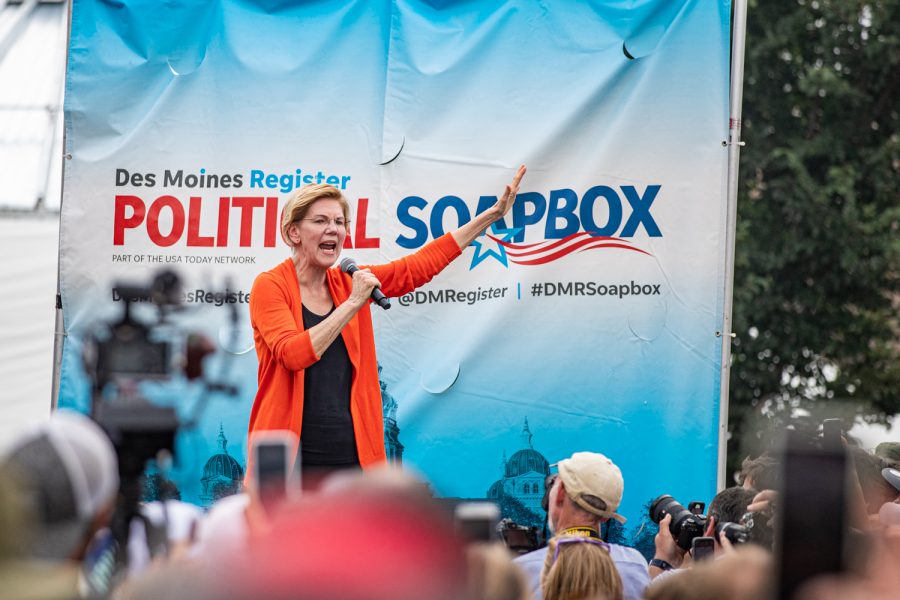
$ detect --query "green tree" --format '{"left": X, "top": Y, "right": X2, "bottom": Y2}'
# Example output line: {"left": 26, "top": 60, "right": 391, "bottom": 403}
{"left": 729, "top": 0, "right": 900, "bottom": 471}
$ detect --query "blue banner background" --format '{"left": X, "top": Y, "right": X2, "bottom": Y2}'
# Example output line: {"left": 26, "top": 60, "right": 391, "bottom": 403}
{"left": 60, "top": 0, "right": 732, "bottom": 548}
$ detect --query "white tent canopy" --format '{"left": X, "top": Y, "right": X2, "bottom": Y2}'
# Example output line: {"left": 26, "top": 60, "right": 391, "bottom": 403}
{"left": 0, "top": 215, "right": 58, "bottom": 447}
{"left": 0, "top": 0, "right": 66, "bottom": 448}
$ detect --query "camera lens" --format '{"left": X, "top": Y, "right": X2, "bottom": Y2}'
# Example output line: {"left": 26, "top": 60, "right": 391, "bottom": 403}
{"left": 650, "top": 494, "right": 706, "bottom": 551}
{"left": 649, "top": 495, "right": 679, "bottom": 524}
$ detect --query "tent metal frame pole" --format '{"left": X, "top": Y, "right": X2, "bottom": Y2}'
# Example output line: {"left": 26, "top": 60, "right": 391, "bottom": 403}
{"left": 718, "top": 0, "right": 749, "bottom": 490}
{"left": 50, "top": 0, "right": 73, "bottom": 411}
{"left": 50, "top": 289, "right": 64, "bottom": 410}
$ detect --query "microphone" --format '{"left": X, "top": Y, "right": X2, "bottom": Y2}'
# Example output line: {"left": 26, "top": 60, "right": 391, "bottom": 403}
{"left": 340, "top": 257, "right": 391, "bottom": 310}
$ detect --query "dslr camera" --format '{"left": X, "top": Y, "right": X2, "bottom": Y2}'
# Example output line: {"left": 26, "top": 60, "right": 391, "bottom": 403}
{"left": 650, "top": 494, "right": 750, "bottom": 551}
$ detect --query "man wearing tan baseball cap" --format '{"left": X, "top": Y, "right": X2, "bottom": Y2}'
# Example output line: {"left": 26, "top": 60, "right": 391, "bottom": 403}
{"left": 553, "top": 451, "right": 628, "bottom": 524}
{"left": 513, "top": 451, "right": 650, "bottom": 600}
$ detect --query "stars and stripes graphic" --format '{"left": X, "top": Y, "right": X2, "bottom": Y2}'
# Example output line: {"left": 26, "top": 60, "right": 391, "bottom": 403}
{"left": 470, "top": 229, "right": 652, "bottom": 269}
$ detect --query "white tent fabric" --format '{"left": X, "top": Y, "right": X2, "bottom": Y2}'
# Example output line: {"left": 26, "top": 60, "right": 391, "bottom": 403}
{"left": 0, "top": 1, "right": 66, "bottom": 448}
{"left": 0, "top": 215, "right": 58, "bottom": 450}
{"left": 0, "top": 1, "right": 66, "bottom": 211}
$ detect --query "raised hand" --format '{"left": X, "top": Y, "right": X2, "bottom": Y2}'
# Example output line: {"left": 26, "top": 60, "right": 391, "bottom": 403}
{"left": 489, "top": 164, "right": 527, "bottom": 222}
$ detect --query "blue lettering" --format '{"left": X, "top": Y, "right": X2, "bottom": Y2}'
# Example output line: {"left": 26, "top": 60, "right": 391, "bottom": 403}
{"left": 249, "top": 170, "right": 264, "bottom": 188}
{"left": 392, "top": 184, "right": 661, "bottom": 249}
{"left": 545, "top": 188, "right": 579, "bottom": 239}
{"left": 430, "top": 195, "right": 471, "bottom": 238}
{"left": 620, "top": 185, "right": 662, "bottom": 237}
{"left": 395, "top": 196, "right": 429, "bottom": 249}
{"left": 511, "top": 192, "right": 546, "bottom": 242}
{"left": 580, "top": 186, "right": 622, "bottom": 236}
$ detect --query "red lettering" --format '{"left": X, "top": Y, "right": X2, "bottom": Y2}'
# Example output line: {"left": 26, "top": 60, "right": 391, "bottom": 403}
{"left": 264, "top": 197, "right": 277, "bottom": 247}
{"left": 147, "top": 195, "right": 185, "bottom": 247}
{"left": 112, "top": 194, "right": 319, "bottom": 248}
{"left": 187, "top": 197, "right": 214, "bottom": 247}
{"left": 231, "top": 197, "right": 264, "bottom": 247}
{"left": 216, "top": 197, "right": 230, "bottom": 247}
{"left": 113, "top": 195, "right": 145, "bottom": 245}
{"left": 354, "top": 197, "right": 380, "bottom": 249}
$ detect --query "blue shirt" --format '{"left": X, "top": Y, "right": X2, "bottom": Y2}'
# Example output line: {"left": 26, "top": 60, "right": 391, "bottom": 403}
{"left": 513, "top": 543, "right": 651, "bottom": 600}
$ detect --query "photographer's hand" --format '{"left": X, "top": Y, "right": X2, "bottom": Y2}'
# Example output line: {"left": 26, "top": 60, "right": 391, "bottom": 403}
{"left": 747, "top": 489, "right": 777, "bottom": 514}
{"left": 747, "top": 489, "right": 779, "bottom": 537}
{"left": 651, "top": 514, "right": 686, "bottom": 577}
{"left": 703, "top": 516, "right": 736, "bottom": 557}
{"left": 719, "top": 533, "right": 736, "bottom": 555}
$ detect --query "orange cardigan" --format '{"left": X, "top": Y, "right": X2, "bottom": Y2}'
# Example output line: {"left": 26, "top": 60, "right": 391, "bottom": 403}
{"left": 247, "top": 233, "right": 461, "bottom": 471}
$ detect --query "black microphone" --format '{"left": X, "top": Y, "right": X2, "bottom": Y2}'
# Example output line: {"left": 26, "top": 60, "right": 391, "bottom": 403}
{"left": 340, "top": 257, "right": 391, "bottom": 310}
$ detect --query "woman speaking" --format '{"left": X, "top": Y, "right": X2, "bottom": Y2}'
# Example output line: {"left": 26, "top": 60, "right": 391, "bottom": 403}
{"left": 248, "top": 166, "right": 526, "bottom": 483}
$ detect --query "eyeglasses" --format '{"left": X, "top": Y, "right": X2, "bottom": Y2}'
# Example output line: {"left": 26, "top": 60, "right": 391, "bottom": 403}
{"left": 300, "top": 217, "right": 350, "bottom": 228}
{"left": 551, "top": 536, "right": 610, "bottom": 565}
{"left": 545, "top": 474, "right": 558, "bottom": 489}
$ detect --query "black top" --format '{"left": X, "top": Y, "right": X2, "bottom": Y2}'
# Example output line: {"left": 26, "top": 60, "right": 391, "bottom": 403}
{"left": 299, "top": 304, "right": 358, "bottom": 466}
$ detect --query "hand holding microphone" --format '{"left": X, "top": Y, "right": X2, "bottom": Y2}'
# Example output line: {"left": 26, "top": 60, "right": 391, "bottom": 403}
{"left": 340, "top": 258, "right": 391, "bottom": 310}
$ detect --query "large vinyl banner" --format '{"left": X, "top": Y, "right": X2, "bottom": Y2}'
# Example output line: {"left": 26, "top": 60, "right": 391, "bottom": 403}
{"left": 60, "top": 0, "right": 731, "bottom": 541}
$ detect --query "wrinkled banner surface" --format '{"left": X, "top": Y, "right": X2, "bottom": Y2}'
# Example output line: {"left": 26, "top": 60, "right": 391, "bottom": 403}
{"left": 60, "top": 0, "right": 731, "bottom": 535}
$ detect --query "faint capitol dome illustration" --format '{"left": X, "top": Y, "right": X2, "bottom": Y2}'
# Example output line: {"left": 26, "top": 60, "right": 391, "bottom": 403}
{"left": 485, "top": 418, "right": 550, "bottom": 523}
{"left": 379, "top": 363, "right": 403, "bottom": 463}
{"left": 199, "top": 424, "right": 244, "bottom": 507}
{"left": 504, "top": 418, "right": 550, "bottom": 478}
{"left": 487, "top": 479, "right": 505, "bottom": 499}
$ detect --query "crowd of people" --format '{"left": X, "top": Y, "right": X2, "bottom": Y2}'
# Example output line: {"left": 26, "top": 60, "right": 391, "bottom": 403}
{"left": 1, "top": 409, "right": 899, "bottom": 600}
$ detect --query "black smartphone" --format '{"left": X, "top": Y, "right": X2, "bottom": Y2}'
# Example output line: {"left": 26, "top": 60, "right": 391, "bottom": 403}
{"left": 251, "top": 431, "right": 300, "bottom": 513}
{"left": 776, "top": 430, "right": 848, "bottom": 600}
{"left": 455, "top": 502, "right": 500, "bottom": 543}
{"left": 822, "top": 418, "right": 842, "bottom": 450}
{"left": 691, "top": 536, "right": 715, "bottom": 562}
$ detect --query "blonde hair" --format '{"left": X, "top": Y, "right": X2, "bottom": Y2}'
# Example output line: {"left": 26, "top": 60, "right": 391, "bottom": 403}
{"left": 541, "top": 536, "right": 623, "bottom": 600}
{"left": 280, "top": 183, "right": 350, "bottom": 246}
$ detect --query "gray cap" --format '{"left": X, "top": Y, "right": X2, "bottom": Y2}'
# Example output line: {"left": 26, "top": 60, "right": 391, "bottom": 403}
{"left": 1, "top": 410, "right": 119, "bottom": 561}
{"left": 883, "top": 467, "right": 900, "bottom": 493}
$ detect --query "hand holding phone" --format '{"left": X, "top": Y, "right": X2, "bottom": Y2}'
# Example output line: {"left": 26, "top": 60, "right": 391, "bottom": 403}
{"left": 455, "top": 502, "right": 500, "bottom": 543}
{"left": 776, "top": 430, "right": 848, "bottom": 600}
{"left": 822, "top": 418, "right": 843, "bottom": 450}
{"left": 691, "top": 536, "right": 715, "bottom": 562}
{"left": 251, "top": 430, "right": 300, "bottom": 514}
